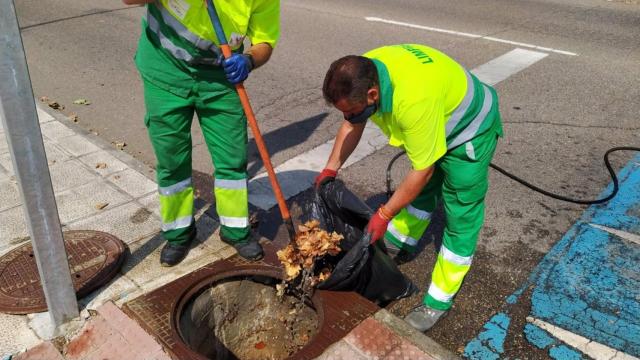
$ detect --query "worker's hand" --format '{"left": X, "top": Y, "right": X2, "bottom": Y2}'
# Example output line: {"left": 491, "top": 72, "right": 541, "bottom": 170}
{"left": 314, "top": 168, "right": 337, "bottom": 189}
{"left": 223, "top": 54, "right": 253, "bottom": 85}
{"left": 366, "top": 207, "right": 392, "bottom": 244}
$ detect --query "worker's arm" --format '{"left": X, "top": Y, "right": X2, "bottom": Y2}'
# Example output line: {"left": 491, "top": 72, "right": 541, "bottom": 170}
{"left": 246, "top": 43, "right": 273, "bottom": 69}
{"left": 384, "top": 166, "right": 434, "bottom": 216}
{"left": 324, "top": 120, "right": 366, "bottom": 171}
{"left": 122, "top": 0, "right": 152, "bottom": 5}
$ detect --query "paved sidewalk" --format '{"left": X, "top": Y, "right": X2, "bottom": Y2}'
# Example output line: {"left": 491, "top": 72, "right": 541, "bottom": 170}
{"left": 1, "top": 105, "right": 455, "bottom": 359}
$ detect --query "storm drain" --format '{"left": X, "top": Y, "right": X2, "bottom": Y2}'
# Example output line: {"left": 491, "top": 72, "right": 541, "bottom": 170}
{"left": 0, "top": 230, "right": 126, "bottom": 314}
{"left": 123, "top": 242, "right": 379, "bottom": 359}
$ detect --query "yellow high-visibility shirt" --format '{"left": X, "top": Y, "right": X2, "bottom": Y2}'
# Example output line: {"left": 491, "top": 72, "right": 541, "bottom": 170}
{"left": 365, "top": 44, "right": 470, "bottom": 170}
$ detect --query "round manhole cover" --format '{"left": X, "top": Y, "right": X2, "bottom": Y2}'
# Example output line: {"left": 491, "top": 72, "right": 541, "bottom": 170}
{"left": 0, "top": 230, "right": 126, "bottom": 314}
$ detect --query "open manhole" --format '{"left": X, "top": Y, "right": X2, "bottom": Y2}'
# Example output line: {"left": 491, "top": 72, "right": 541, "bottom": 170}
{"left": 0, "top": 230, "right": 126, "bottom": 314}
{"left": 179, "top": 276, "right": 318, "bottom": 359}
{"left": 123, "top": 242, "right": 379, "bottom": 359}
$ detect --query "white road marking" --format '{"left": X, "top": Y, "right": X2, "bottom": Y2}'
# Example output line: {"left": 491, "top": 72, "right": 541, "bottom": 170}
{"left": 473, "top": 48, "right": 548, "bottom": 86}
{"left": 248, "top": 48, "right": 548, "bottom": 210}
{"left": 365, "top": 16, "right": 578, "bottom": 56}
{"left": 527, "top": 317, "right": 639, "bottom": 360}
{"left": 589, "top": 223, "right": 640, "bottom": 246}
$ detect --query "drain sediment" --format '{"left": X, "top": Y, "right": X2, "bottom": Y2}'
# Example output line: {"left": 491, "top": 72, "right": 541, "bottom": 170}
{"left": 179, "top": 277, "right": 318, "bottom": 359}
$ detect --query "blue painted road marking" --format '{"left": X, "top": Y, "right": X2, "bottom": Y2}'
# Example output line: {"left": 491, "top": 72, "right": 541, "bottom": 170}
{"left": 465, "top": 154, "right": 640, "bottom": 359}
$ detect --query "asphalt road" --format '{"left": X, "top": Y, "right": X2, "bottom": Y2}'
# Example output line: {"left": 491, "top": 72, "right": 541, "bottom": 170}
{"left": 14, "top": 0, "right": 640, "bottom": 356}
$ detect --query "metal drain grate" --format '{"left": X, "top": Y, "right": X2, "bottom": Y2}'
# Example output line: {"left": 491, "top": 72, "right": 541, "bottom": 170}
{"left": 0, "top": 230, "right": 126, "bottom": 314}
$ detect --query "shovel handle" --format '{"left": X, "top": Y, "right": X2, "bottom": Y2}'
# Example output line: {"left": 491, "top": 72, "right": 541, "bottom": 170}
{"left": 206, "top": 0, "right": 295, "bottom": 239}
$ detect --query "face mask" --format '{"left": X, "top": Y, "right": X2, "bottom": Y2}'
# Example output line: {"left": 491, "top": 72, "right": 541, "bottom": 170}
{"left": 345, "top": 103, "right": 377, "bottom": 124}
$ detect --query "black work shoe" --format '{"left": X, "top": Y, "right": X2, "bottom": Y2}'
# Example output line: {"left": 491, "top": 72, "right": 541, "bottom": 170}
{"left": 221, "top": 234, "right": 264, "bottom": 261}
{"left": 160, "top": 229, "right": 196, "bottom": 267}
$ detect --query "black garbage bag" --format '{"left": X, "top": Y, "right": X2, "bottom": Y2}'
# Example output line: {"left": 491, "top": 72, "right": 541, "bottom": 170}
{"left": 303, "top": 179, "right": 417, "bottom": 306}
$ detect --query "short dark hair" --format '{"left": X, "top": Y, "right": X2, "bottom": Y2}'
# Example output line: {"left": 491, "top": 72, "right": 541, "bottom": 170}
{"left": 322, "top": 55, "right": 378, "bottom": 105}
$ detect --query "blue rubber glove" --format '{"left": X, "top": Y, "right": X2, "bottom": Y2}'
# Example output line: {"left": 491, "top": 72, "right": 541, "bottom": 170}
{"left": 223, "top": 54, "right": 253, "bottom": 85}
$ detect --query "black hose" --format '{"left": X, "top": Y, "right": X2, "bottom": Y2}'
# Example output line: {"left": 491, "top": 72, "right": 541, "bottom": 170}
{"left": 386, "top": 146, "right": 640, "bottom": 204}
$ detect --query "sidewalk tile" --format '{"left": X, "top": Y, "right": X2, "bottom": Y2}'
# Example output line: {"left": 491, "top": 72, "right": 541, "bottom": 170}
{"left": 55, "top": 180, "right": 132, "bottom": 224}
{"left": 0, "top": 165, "right": 9, "bottom": 182}
{"left": 49, "top": 159, "right": 101, "bottom": 193}
{"left": 316, "top": 340, "right": 369, "bottom": 360}
{"left": 0, "top": 313, "right": 41, "bottom": 356}
{"left": 56, "top": 134, "right": 100, "bottom": 157}
{"left": 107, "top": 169, "right": 157, "bottom": 198}
{"left": 44, "top": 140, "right": 72, "bottom": 165}
{"left": 344, "top": 318, "right": 403, "bottom": 358}
{"left": 78, "top": 150, "right": 129, "bottom": 177}
{"left": 0, "top": 153, "right": 13, "bottom": 174}
{"left": 122, "top": 229, "right": 221, "bottom": 290}
{"left": 40, "top": 121, "right": 75, "bottom": 141}
{"left": 137, "top": 193, "right": 160, "bottom": 218}
{"left": 65, "top": 302, "right": 170, "bottom": 360}
{"left": 37, "top": 107, "right": 55, "bottom": 124}
{"left": 80, "top": 274, "right": 139, "bottom": 311}
{"left": 14, "top": 341, "right": 64, "bottom": 360}
{"left": 66, "top": 202, "right": 160, "bottom": 244}
{"left": 0, "top": 206, "right": 28, "bottom": 250}
{"left": 0, "top": 179, "right": 21, "bottom": 212}
{"left": 386, "top": 342, "right": 436, "bottom": 360}
{"left": 0, "top": 132, "right": 7, "bottom": 154}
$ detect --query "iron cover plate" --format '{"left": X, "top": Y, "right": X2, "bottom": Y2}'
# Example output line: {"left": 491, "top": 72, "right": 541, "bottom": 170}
{"left": 0, "top": 230, "right": 126, "bottom": 314}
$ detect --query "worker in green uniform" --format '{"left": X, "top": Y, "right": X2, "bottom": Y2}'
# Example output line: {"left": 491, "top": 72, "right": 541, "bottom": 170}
{"left": 123, "top": 0, "right": 280, "bottom": 266}
{"left": 316, "top": 44, "right": 503, "bottom": 331}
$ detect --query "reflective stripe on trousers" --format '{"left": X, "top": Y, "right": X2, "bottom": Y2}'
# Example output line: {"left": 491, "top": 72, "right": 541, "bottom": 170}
{"left": 384, "top": 205, "right": 433, "bottom": 248}
{"left": 159, "top": 177, "right": 194, "bottom": 231}
{"left": 214, "top": 178, "right": 248, "bottom": 228}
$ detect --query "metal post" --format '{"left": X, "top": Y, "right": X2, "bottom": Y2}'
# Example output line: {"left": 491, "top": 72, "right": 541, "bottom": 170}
{"left": 0, "top": 0, "right": 79, "bottom": 328}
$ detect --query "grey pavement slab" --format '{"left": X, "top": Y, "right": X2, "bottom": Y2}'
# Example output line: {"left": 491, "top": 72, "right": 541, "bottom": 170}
{"left": 65, "top": 201, "right": 160, "bottom": 244}
{"left": 78, "top": 149, "right": 130, "bottom": 177}
{"left": 49, "top": 159, "right": 102, "bottom": 193}
{"left": 79, "top": 274, "right": 139, "bottom": 311}
{"left": 0, "top": 131, "right": 7, "bottom": 154}
{"left": 121, "top": 222, "right": 222, "bottom": 290}
{"left": 0, "top": 179, "right": 21, "bottom": 212}
{"left": 43, "top": 140, "right": 72, "bottom": 166}
{"left": 56, "top": 133, "right": 100, "bottom": 157}
{"left": 137, "top": 192, "right": 160, "bottom": 218}
{"left": 0, "top": 313, "right": 41, "bottom": 357}
{"left": 0, "top": 206, "right": 29, "bottom": 251}
{"left": 54, "top": 180, "right": 132, "bottom": 224}
{"left": 106, "top": 168, "right": 156, "bottom": 198}
{"left": 36, "top": 106, "right": 55, "bottom": 124}
{"left": 39, "top": 120, "right": 75, "bottom": 141}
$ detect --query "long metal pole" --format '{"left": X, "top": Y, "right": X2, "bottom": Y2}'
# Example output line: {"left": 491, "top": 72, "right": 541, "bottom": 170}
{"left": 0, "top": 0, "right": 79, "bottom": 327}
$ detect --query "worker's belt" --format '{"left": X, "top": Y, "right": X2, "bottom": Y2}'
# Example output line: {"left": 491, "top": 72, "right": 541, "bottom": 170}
{"left": 146, "top": 8, "right": 223, "bottom": 66}
{"left": 444, "top": 70, "right": 494, "bottom": 150}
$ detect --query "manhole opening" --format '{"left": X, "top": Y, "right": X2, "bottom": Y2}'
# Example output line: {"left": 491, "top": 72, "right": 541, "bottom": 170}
{"left": 178, "top": 276, "right": 319, "bottom": 360}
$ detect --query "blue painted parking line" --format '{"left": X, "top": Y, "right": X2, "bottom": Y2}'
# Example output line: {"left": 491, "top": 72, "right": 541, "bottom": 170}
{"left": 465, "top": 154, "right": 640, "bottom": 359}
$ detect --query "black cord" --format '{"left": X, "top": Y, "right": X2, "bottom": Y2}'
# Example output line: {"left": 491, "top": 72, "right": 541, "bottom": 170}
{"left": 386, "top": 146, "right": 640, "bottom": 204}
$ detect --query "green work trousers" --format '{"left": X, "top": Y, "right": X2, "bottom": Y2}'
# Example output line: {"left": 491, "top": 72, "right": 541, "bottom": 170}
{"left": 384, "top": 122, "right": 501, "bottom": 310}
{"left": 142, "top": 71, "right": 250, "bottom": 245}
